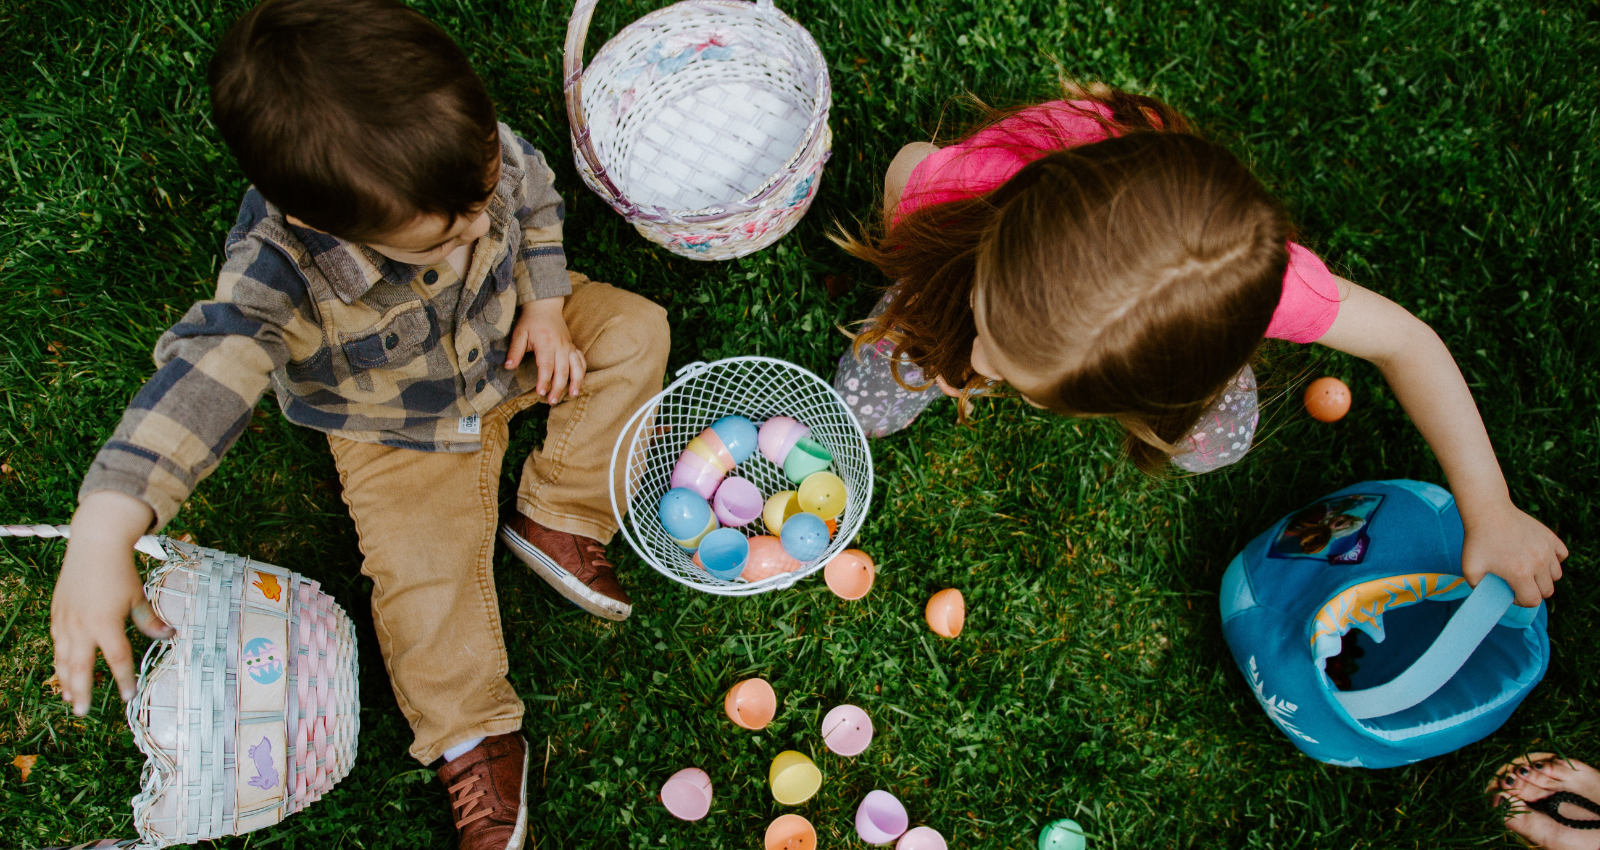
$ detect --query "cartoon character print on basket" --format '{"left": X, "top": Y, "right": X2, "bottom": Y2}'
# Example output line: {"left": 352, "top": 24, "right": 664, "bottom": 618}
{"left": 1269, "top": 494, "right": 1385, "bottom": 564}
{"left": 246, "top": 737, "right": 280, "bottom": 791}
{"left": 243, "top": 637, "right": 286, "bottom": 685}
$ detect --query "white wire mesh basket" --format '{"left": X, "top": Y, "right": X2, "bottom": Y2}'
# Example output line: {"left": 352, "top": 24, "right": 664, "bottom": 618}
{"left": 610, "top": 357, "right": 873, "bottom": 595}
{"left": 563, "top": 0, "right": 832, "bottom": 260}
{"left": 0, "top": 526, "right": 359, "bottom": 848}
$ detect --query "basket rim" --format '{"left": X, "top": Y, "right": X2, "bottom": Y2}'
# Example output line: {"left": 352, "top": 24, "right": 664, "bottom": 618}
{"left": 566, "top": 0, "right": 832, "bottom": 223}
{"left": 608, "top": 356, "right": 873, "bottom": 596}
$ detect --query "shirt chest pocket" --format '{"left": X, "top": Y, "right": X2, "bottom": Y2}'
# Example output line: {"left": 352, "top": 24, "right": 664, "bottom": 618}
{"left": 339, "top": 303, "right": 438, "bottom": 372}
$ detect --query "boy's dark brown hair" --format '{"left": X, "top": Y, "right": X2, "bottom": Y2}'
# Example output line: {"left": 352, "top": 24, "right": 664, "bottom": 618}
{"left": 836, "top": 82, "right": 1291, "bottom": 473}
{"left": 209, "top": 0, "right": 500, "bottom": 242}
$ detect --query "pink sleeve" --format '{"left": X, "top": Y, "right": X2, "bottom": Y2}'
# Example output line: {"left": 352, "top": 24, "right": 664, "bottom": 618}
{"left": 1265, "top": 243, "right": 1342, "bottom": 343}
{"left": 895, "top": 101, "right": 1117, "bottom": 222}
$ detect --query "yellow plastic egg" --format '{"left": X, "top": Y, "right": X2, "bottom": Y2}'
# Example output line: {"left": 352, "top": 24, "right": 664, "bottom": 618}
{"left": 797, "top": 471, "right": 847, "bottom": 520}
{"left": 768, "top": 750, "right": 822, "bottom": 805}
{"left": 763, "top": 490, "right": 802, "bottom": 535}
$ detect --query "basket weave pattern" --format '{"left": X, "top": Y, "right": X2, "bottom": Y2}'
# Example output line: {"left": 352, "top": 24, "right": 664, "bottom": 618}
{"left": 564, "top": 0, "right": 832, "bottom": 259}
{"left": 129, "top": 540, "right": 358, "bottom": 848}
{"left": 610, "top": 357, "right": 873, "bottom": 595}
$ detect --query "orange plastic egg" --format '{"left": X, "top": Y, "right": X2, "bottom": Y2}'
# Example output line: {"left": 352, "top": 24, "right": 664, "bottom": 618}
{"left": 1305, "top": 376, "right": 1352, "bottom": 422}
{"left": 925, "top": 588, "right": 965, "bottom": 638}
{"left": 765, "top": 814, "right": 817, "bottom": 850}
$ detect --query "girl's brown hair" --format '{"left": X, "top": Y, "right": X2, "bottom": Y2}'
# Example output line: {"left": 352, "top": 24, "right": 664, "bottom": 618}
{"left": 836, "top": 82, "right": 1291, "bottom": 473}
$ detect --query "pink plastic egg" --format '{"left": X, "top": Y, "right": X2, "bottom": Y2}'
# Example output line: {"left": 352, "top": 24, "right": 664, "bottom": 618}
{"left": 712, "top": 477, "right": 764, "bottom": 528}
{"left": 659, "top": 767, "right": 712, "bottom": 821}
{"left": 821, "top": 704, "right": 874, "bottom": 756}
{"left": 758, "top": 416, "right": 810, "bottom": 466}
{"left": 670, "top": 449, "right": 725, "bottom": 500}
{"left": 856, "top": 790, "right": 910, "bottom": 845}
{"left": 896, "top": 826, "right": 948, "bottom": 850}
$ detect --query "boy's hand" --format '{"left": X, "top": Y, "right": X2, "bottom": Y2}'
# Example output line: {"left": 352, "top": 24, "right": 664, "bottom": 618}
{"left": 50, "top": 490, "right": 172, "bottom": 716}
{"left": 1462, "top": 501, "right": 1567, "bottom": 608}
{"left": 505, "top": 297, "right": 585, "bottom": 404}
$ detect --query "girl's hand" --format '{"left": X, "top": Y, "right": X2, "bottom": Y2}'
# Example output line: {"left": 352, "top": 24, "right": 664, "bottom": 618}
{"left": 506, "top": 296, "right": 585, "bottom": 404}
{"left": 1462, "top": 501, "right": 1568, "bottom": 608}
{"left": 50, "top": 490, "right": 172, "bottom": 716}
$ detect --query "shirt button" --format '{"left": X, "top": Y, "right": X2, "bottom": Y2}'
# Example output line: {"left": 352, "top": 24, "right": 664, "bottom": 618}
{"left": 475, "top": 379, "right": 486, "bottom": 393}
{"left": 423, "top": 270, "right": 439, "bottom": 285}
{"left": 384, "top": 333, "right": 399, "bottom": 350}
{"left": 467, "top": 349, "right": 478, "bottom": 362}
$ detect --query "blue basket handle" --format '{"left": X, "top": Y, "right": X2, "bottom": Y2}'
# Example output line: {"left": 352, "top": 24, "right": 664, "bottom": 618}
{"left": 1334, "top": 574, "right": 1529, "bottom": 720}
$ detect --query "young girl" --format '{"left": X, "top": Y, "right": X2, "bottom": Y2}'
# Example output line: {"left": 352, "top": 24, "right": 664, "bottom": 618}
{"left": 833, "top": 82, "right": 1566, "bottom": 607}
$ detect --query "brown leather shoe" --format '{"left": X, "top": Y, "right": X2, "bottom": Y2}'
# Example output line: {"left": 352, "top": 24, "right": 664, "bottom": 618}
{"left": 436, "top": 733, "right": 529, "bottom": 850}
{"left": 500, "top": 513, "right": 632, "bottom": 621}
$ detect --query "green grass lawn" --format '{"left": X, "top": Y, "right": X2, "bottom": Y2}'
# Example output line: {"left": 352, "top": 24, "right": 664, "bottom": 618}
{"left": 2, "top": 0, "right": 1597, "bottom": 846}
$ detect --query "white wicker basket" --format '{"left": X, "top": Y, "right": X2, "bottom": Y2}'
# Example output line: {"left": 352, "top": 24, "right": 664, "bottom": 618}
{"left": 0, "top": 526, "right": 359, "bottom": 849}
{"left": 563, "top": 0, "right": 832, "bottom": 260}
{"left": 609, "top": 357, "right": 873, "bottom": 595}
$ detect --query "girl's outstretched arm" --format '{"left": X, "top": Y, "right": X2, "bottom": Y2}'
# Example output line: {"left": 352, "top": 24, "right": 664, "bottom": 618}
{"left": 1315, "top": 279, "right": 1567, "bottom": 607}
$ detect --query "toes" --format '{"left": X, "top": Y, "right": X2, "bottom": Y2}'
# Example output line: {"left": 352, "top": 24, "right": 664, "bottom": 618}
{"left": 1542, "top": 757, "right": 1588, "bottom": 782}
{"left": 1504, "top": 808, "right": 1560, "bottom": 845}
{"left": 1502, "top": 771, "right": 1558, "bottom": 801}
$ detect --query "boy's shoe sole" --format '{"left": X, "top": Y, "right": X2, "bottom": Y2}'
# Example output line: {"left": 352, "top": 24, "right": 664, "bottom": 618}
{"left": 499, "top": 522, "right": 631, "bottom": 622}
{"left": 508, "top": 746, "right": 529, "bottom": 850}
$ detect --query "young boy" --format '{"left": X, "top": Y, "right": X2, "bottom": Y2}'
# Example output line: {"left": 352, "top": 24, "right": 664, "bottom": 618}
{"left": 48, "top": 1, "right": 669, "bottom": 847}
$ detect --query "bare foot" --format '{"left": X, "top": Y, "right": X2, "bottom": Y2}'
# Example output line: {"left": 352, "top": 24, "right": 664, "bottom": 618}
{"left": 1488, "top": 753, "right": 1600, "bottom": 849}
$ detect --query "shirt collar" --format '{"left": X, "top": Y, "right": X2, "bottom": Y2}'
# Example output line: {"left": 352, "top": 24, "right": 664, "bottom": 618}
{"left": 285, "top": 130, "right": 526, "bottom": 305}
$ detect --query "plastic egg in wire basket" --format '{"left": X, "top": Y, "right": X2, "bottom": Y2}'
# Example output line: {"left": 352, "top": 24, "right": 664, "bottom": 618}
{"left": 610, "top": 357, "right": 873, "bottom": 595}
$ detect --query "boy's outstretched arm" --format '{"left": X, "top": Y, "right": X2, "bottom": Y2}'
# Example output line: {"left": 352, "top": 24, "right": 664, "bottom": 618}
{"left": 51, "top": 490, "right": 172, "bottom": 716}
{"left": 1315, "top": 279, "right": 1567, "bottom": 607}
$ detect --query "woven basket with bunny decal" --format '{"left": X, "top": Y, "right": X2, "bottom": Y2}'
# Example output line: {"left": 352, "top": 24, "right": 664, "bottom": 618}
{"left": 0, "top": 525, "right": 359, "bottom": 848}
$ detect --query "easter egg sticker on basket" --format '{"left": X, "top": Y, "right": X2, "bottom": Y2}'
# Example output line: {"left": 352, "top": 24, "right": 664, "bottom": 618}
{"left": 563, "top": 0, "right": 832, "bottom": 260}
{"left": 609, "top": 357, "right": 873, "bottom": 595}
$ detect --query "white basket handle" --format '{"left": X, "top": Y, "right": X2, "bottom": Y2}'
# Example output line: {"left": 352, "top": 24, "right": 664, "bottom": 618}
{"left": 563, "top": 0, "right": 633, "bottom": 216}
{"left": 675, "top": 360, "right": 711, "bottom": 379}
{"left": 0, "top": 523, "right": 170, "bottom": 560}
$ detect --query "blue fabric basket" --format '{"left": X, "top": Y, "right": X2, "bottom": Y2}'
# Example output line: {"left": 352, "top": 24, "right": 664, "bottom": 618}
{"left": 1220, "top": 480, "right": 1549, "bottom": 768}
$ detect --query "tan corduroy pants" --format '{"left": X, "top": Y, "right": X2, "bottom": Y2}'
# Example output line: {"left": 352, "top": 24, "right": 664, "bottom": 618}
{"left": 328, "top": 274, "right": 669, "bottom": 764}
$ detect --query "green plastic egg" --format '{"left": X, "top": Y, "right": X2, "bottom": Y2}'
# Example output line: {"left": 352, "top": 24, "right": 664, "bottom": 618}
{"left": 1038, "top": 819, "right": 1086, "bottom": 850}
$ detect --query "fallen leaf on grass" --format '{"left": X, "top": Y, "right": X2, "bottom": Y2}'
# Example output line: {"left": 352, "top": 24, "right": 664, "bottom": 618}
{"left": 12, "top": 754, "right": 37, "bottom": 781}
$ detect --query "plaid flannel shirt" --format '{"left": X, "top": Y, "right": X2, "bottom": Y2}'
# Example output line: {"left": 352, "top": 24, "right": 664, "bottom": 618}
{"left": 80, "top": 124, "right": 571, "bottom": 528}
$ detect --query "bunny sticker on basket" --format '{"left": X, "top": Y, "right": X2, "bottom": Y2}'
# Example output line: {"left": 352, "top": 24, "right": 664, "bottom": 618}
{"left": 247, "top": 737, "right": 281, "bottom": 791}
{"left": 253, "top": 571, "right": 283, "bottom": 602}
